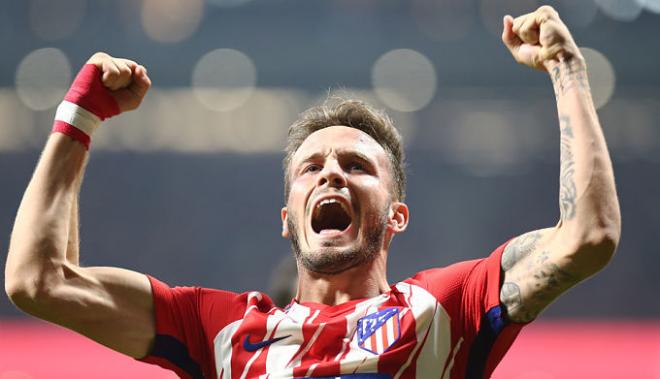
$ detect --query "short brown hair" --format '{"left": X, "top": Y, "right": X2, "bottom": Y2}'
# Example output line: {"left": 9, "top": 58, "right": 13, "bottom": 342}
{"left": 283, "top": 97, "right": 406, "bottom": 201}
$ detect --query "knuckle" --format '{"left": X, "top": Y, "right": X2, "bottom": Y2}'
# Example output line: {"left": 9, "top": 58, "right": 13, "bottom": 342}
{"left": 118, "top": 59, "right": 132, "bottom": 68}
{"left": 88, "top": 52, "right": 111, "bottom": 66}
{"left": 538, "top": 5, "right": 556, "bottom": 14}
{"left": 538, "top": 5, "right": 558, "bottom": 20}
{"left": 92, "top": 51, "right": 109, "bottom": 59}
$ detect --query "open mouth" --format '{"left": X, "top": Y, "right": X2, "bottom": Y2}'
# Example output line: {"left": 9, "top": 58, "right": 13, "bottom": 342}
{"left": 311, "top": 198, "right": 352, "bottom": 234}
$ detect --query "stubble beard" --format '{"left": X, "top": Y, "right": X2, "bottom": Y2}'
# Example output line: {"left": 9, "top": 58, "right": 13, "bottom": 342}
{"left": 288, "top": 206, "right": 389, "bottom": 275}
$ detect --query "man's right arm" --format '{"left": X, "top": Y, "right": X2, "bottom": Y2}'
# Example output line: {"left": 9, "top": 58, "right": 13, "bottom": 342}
{"left": 4, "top": 53, "right": 156, "bottom": 358}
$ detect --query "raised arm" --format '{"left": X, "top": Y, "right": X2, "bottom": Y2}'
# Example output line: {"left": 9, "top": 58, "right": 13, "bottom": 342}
{"left": 4, "top": 53, "right": 156, "bottom": 358}
{"left": 498, "top": 6, "right": 621, "bottom": 323}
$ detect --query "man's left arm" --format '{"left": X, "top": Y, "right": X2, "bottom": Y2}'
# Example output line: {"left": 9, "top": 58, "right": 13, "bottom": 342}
{"left": 498, "top": 6, "right": 621, "bottom": 323}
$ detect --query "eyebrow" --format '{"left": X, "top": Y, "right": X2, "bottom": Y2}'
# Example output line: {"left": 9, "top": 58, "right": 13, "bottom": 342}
{"left": 297, "top": 150, "right": 376, "bottom": 168}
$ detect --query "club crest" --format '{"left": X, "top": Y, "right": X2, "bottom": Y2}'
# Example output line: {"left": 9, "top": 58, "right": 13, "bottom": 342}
{"left": 357, "top": 308, "right": 401, "bottom": 355}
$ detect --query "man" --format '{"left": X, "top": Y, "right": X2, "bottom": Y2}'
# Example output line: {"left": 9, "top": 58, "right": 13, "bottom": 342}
{"left": 4, "top": 6, "right": 620, "bottom": 379}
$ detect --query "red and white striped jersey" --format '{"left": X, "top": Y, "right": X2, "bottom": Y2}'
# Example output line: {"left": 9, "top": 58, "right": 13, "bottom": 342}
{"left": 140, "top": 241, "right": 525, "bottom": 379}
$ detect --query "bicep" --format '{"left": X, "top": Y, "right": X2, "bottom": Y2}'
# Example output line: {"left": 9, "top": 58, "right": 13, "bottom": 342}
{"left": 35, "top": 265, "right": 155, "bottom": 358}
{"left": 499, "top": 227, "right": 581, "bottom": 323}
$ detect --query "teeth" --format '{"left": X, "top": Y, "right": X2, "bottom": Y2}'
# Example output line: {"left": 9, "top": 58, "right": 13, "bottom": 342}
{"left": 316, "top": 198, "right": 349, "bottom": 213}
{"left": 318, "top": 198, "right": 337, "bottom": 208}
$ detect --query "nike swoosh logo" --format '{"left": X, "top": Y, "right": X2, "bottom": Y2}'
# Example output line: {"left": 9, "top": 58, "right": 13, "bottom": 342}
{"left": 243, "top": 334, "right": 290, "bottom": 352}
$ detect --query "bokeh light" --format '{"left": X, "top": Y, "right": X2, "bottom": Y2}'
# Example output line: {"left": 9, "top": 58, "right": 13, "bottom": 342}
{"left": 594, "top": 0, "right": 644, "bottom": 22}
{"left": 581, "top": 47, "right": 616, "bottom": 109}
{"left": 29, "top": 0, "right": 86, "bottom": 41}
{"left": 371, "top": 49, "right": 437, "bottom": 112}
{"left": 411, "top": 0, "right": 475, "bottom": 41}
{"left": 15, "top": 48, "right": 71, "bottom": 111}
{"left": 643, "top": 0, "right": 660, "bottom": 13}
{"left": 551, "top": 0, "right": 598, "bottom": 28}
{"left": 141, "top": 0, "right": 204, "bottom": 43}
{"left": 192, "top": 48, "right": 257, "bottom": 112}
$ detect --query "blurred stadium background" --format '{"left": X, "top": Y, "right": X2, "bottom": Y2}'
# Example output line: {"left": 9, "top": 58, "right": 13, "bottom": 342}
{"left": 1, "top": 0, "right": 660, "bottom": 378}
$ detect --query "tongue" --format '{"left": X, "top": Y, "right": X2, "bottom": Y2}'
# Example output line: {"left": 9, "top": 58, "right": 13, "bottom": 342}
{"left": 319, "top": 228, "right": 344, "bottom": 236}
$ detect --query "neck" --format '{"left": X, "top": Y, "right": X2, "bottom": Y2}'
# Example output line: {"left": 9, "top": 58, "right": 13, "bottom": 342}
{"left": 294, "top": 251, "right": 390, "bottom": 306}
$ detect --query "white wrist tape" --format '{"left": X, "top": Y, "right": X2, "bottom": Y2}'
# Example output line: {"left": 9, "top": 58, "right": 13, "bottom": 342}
{"left": 54, "top": 100, "right": 102, "bottom": 136}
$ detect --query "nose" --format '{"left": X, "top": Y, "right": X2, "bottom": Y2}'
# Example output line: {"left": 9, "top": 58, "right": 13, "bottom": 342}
{"left": 317, "top": 159, "right": 347, "bottom": 189}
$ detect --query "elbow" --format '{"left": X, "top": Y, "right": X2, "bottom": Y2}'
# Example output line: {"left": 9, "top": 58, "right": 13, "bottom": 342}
{"left": 5, "top": 275, "right": 42, "bottom": 313}
{"left": 591, "top": 208, "right": 622, "bottom": 265}
{"left": 589, "top": 226, "right": 620, "bottom": 261}
{"left": 569, "top": 199, "right": 622, "bottom": 276}
{"left": 5, "top": 262, "right": 63, "bottom": 316}
{"left": 571, "top": 225, "right": 620, "bottom": 278}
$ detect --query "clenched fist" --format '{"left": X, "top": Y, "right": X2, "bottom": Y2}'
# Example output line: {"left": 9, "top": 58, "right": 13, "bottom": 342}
{"left": 86, "top": 52, "right": 152, "bottom": 112}
{"left": 502, "top": 5, "right": 583, "bottom": 71}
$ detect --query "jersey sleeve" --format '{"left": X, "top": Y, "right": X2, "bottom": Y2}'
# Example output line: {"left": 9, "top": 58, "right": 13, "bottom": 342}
{"left": 409, "top": 240, "right": 527, "bottom": 378}
{"left": 138, "top": 275, "right": 240, "bottom": 379}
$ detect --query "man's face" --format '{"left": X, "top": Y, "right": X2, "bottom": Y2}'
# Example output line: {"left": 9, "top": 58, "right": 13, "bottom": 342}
{"left": 282, "top": 125, "right": 404, "bottom": 275}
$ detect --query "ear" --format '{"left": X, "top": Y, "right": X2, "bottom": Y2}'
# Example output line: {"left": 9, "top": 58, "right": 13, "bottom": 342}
{"left": 387, "top": 202, "right": 409, "bottom": 234}
{"left": 281, "top": 207, "right": 290, "bottom": 238}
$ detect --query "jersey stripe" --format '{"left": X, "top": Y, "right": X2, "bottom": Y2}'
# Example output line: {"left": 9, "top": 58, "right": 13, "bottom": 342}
{"left": 414, "top": 301, "right": 451, "bottom": 379}
{"left": 392, "top": 282, "right": 452, "bottom": 379}
{"left": 214, "top": 320, "right": 242, "bottom": 379}
{"left": 288, "top": 322, "right": 326, "bottom": 368}
{"left": 265, "top": 305, "right": 310, "bottom": 377}
{"left": 441, "top": 337, "right": 463, "bottom": 379}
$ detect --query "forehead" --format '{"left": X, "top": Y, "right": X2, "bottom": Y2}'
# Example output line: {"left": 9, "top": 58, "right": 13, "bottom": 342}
{"left": 291, "top": 125, "right": 390, "bottom": 167}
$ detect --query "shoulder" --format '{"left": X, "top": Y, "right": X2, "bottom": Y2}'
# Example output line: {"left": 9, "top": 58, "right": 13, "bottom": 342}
{"left": 402, "top": 239, "right": 510, "bottom": 307}
{"left": 407, "top": 259, "right": 482, "bottom": 290}
{"left": 148, "top": 275, "right": 277, "bottom": 321}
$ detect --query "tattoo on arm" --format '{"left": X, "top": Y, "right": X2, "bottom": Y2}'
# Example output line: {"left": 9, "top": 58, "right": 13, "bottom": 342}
{"left": 559, "top": 115, "right": 577, "bottom": 221}
{"left": 501, "top": 113, "right": 585, "bottom": 321}
{"left": 551, "top": 59, "right": 589, "bottom": 97}
{"left": 529, "top": 255, "right": 577, "bottom": 304}
{"left": 501, "top": 230, "right": 542, "bottom": 271}
{"left": 501, "top": 250, "right": 579, "bottom": 323}
{"left": 500, "top": 282, "right": 534, "bottom": 323}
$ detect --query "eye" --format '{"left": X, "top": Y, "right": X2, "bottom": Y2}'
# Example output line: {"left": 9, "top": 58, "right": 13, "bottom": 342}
{"left": 303, "top": 164, "right": 321, "bottom": 173}
{"left": 348, "top": 162, "right": 365, "bottom": 172}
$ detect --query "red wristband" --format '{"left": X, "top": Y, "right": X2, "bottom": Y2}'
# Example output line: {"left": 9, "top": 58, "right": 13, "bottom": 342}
{"left": 52, "top": 121, "right": 91, "bottom": 149}
{"left": 51, "top": 64, "right": 120, "bottom": 150}
{"left": 64, "top": 64, "right": 119, "bottom": 121}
